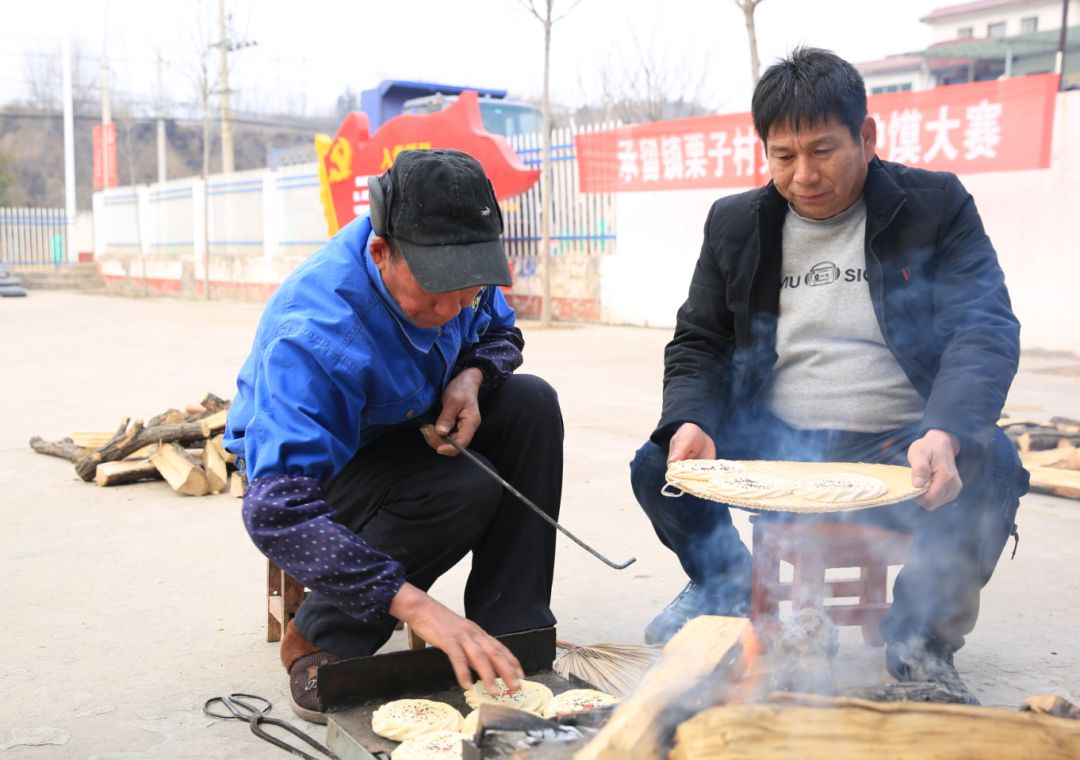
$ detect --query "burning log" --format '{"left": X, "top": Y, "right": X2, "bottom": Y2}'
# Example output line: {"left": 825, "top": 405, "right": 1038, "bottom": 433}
{"left": 575, "top": 616, "right": 752, "bottom": 760}
{"left": 844, "top": 681, "right": 978, "bottom": 705}
{"left": 670, "top": 694, "right": 1080, "bottom": 759}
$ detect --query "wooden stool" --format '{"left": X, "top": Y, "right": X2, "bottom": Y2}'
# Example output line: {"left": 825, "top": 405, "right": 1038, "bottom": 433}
{"left": 266, "top": 560, "right": 426, "bottom": 650}
{"left": 267, "top": 561, "right": 306, "bottom": 643}
{"left": 750, "top": 517, "right": 913, "bottom": 646}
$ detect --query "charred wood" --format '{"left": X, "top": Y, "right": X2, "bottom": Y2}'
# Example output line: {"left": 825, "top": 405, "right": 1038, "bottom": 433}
{"left": 843, "top": 681, "right": 977, "bottom": 704}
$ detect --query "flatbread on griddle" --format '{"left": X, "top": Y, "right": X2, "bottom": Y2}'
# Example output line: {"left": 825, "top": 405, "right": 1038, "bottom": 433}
{"left": 463, "top": 677, "right": 552, "bottom": 715}
{"left": 371, "top": 699, "right": 463, "bottom": 742}
{"left": 542, "top": 688, "right": 618, "bottom": 718}
{"left": 389, "top": 729, "right": 466, "bottom": 760}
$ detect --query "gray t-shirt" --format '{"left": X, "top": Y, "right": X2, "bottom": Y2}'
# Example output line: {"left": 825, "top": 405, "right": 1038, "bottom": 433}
{"left": 761, "top": 198, "right": 925, "bottom": 433}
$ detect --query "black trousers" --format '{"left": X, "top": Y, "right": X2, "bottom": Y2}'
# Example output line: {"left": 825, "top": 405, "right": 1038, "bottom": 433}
{"left": 631, "top": 407, "right": 1029, "bottom": 653}
{"left": 294, "top": 374, "right": 564, "bottom": 659}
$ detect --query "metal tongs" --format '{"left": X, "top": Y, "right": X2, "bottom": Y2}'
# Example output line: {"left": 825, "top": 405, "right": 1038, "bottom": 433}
{"left": 203, "top": 693, "right": 338, "bottom": 759}
{"left": 430, "top": 428, "right": 636, "bottom": 570}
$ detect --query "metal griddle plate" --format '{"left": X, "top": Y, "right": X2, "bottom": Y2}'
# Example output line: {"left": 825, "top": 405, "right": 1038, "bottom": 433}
{"left": 322, "top": 627, "right": 576, "bottom": 759}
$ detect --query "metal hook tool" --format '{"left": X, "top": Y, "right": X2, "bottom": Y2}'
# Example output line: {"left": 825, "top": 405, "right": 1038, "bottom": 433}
{"left": 430, "top": 427, "right": 636, "bottom": 570}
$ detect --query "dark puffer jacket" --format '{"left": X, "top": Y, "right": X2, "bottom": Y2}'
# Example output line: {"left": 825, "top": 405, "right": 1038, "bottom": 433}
{"left": 656, "top": 157, "right": 1021, "bottom": 458}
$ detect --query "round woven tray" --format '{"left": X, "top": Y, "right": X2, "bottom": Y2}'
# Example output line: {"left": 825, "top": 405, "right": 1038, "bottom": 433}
{"left": 663, "top": 460, "right": 929, "bottom": 513}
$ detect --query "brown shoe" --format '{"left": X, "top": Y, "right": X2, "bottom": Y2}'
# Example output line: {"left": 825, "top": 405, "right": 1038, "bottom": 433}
{"left": 288, "top": 650, "right": 340, "bottom": 724}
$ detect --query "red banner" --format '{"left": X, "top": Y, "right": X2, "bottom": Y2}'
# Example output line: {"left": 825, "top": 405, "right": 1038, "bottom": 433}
{"left": 576, "top": 74, "right": 1059, "bottom": 193}
{"left": 92, "top": 123, "right": 118, "bottom": 191}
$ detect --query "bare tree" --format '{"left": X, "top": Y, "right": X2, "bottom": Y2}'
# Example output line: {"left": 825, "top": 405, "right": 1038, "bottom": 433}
{"left": 518, "top": 0, "right": 583, "bottom": 327}
{"left": 116, "top": 104, "right": 149, "bottom": 295}
{"left": 578, "top": 31, "right": 714, "bottom": 125}
{"left": 0, "top": 151, "right": 28, "bottom": 206}
{"left": 735, "top": 0, "right": 767, "bottom": 88}
{"left": 21, "top": 43, "right": 97, "bottom": 115}
{"left": 179, "top": 2, "right": 220, "bottom": 300}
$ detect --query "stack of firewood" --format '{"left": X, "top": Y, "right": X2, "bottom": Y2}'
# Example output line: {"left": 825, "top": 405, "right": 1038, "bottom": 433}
{"left": 1000, "top": 416, "right": 1080, "bottom": 500}
{"left": 29, "top": 392, "right": 246, "bottom": 498}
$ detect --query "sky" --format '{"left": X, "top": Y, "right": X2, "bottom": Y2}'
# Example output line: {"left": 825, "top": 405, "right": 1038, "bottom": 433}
{"left": 0, "top": 0, "right": 947, "bottom": 120}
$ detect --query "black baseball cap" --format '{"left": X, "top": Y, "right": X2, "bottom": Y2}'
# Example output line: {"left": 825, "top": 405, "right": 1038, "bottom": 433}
{"left": 368, "top": 149, "right": 512, "bottom": 293}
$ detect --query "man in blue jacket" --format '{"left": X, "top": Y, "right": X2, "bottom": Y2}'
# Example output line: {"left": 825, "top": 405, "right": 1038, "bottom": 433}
{"left": 226, "top": 149, "right": 563, "bottom": 722}
{"left": 630, "top": 48, "right": 1028, "bottom": 702}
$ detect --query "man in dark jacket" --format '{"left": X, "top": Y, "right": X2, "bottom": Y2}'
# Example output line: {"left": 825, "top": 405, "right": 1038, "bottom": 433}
{"left": 630, "top": 47, "right": 1028, "bottom": 702}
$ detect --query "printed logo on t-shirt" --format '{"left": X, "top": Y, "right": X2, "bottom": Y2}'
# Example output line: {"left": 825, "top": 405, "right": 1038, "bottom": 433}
{"left": 780, "top": 261, "right": 869, "bottom": 289}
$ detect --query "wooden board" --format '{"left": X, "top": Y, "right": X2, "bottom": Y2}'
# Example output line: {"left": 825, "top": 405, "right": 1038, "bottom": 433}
{"left": 150, "top": 442, "right": 210, "bottom": 496}
{"left": 1027, "top": 465, "right": 1080, "bottom": 500}
{"left": 229, "top": 470, "right": 246, "bottom": 498}
{"left": 198, "top": 409, "right": 229, "bottom": 437}
{"left": 575, "top": 616, "right": 748, "bottom": 760}
{"left": 670, "top": 694, "right": 1080, "bottom": 759}
{"left": 665, "top": 461, "right": 927, "bottom": 513}
{"left": 69, "top": 431, "right": 118, "bottom": 449}
{"left": 1020, "top": 446, "right": 1077, "bottom": 468}
{"left": 202, "top": 436, "right": 228, "bottom": 493}
{"left": 94, "top": 459, "right": 162, "bottom": 487}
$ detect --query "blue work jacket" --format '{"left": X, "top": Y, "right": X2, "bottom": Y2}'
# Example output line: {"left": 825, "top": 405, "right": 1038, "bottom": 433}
{"left": 224, "top": 215, "right": 517, "bottom": 484}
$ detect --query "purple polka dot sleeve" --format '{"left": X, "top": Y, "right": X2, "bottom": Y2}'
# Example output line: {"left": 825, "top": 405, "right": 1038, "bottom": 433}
{"left": 242, "top": 474, "right": 406, "bottom": 624}
{"left": 453, "top": 326, "right": 524, "bottom": 398}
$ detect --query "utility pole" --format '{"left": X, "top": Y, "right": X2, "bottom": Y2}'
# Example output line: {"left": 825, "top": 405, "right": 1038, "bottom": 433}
{"left": 301, "top": 56, "right": 310, "bottom": 117}
{"left": 101, "top": 0, "right": 112, "bottom": 190}
{"left": 62, "top": 33, "right": 76, "bottom": 264}
{"left": 217, "top": 0, "right": 234, "bottom": 173}
{"left": 202, "top": 61, "right": 212, "bottom": 300}
{"left": 214, "top": 0, "right": 255, "bottom": 175}
{"left": 539, "top": 2, "right": 553, "bottom": 326}
{"left": 156, "top": 49, "right": 167, "bottom": 183}
{"left": 1057, "top": 0, "right": 1071, "bottom": 91}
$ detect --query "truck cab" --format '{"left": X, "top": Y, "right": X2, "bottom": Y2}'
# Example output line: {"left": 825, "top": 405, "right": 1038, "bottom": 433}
{"left": 361, "top": 79, "right": 542, "bottom": 139}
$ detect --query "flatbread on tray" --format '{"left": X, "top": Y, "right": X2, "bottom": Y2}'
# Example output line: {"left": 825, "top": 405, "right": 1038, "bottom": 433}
{"left": 389, "top": 729, "right": 466, "bottom": 760}
{"left": 371, "top": 699, "right": 464, "bottom": 742}
{"left": 664, "top": 460, "right": 928, "bottom": 512}
{"left": 542, "top": 688, "right": 618, "bottom": 718}
{"left": 463, "top": 677, "right": 553, "bottom": 715}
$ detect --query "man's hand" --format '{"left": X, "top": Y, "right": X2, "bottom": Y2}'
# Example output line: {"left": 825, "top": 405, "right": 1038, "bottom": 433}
{"left": 908, "top": 429, "right": 963, "bottom": 510}
{"left": 422, "top": 368, "right": 483, "bottom": 455}
{"left": 668, "top": 422, "right": 717, "bottom": 463}
{"left": 389, "top": 583, "right": 523, "bottom": 693}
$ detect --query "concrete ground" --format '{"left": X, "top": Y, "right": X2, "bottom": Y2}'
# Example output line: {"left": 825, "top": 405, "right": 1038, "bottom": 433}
{"left": 2, "top": 291, "right": 1078, "bottom": 758}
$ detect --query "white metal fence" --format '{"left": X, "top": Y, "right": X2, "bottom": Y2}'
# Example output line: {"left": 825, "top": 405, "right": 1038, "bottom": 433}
{"left": 0, "top": 207, "right": 69, "bottom": 267}
{"left": 506, "top": 124, "right": 618, "bottom": 264}
{"left": 93, "top": 124, "right": 617, "bottom": 277}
